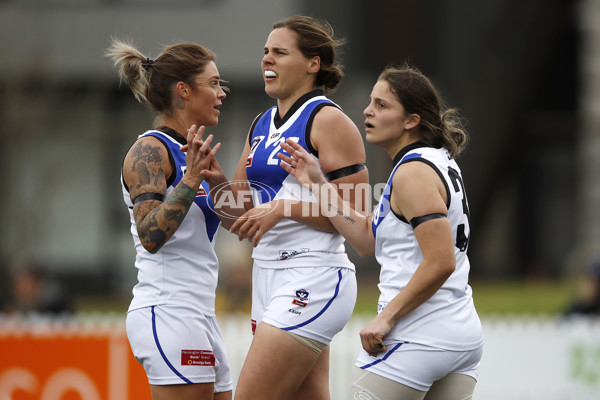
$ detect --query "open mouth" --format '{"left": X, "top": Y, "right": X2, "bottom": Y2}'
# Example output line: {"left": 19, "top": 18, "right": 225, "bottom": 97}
{"left": 264, "top": 70, "right": 277, "bottom": 79}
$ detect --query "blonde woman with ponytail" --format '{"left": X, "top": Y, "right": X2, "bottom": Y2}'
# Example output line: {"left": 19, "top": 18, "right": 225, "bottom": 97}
{"left": 279, "top": 64, "right": 483, "bottom": 400}
{"left": 105, "top": 39, "right": 231, "bottom": 400}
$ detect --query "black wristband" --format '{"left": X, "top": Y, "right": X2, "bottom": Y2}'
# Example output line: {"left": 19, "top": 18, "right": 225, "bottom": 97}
{"left": 324, "top": 163, "right": 366, "bottom": 181}
{"left": 133, "top": 192, "right": 165, "bottom": 204}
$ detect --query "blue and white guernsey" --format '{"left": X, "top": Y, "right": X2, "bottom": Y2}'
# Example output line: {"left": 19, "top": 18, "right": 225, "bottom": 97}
{"left": 245, "top": 90, "right": 354, "bottom": 270}
{"left": 122, "top": 129, "right": 221, "bottom": 316}
{"left": 371, "top": 142, "right": 483, "bottom": 350}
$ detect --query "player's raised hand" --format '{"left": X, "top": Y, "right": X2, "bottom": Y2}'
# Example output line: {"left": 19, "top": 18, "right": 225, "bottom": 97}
{"left": 278, "top": 139, "right": 327, "bottom": 188}
{"left": 183, "top": 124, "right": 221, "bottom": 185}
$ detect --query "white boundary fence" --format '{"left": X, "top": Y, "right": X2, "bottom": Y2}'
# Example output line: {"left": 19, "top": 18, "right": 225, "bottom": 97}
{"left": 1, "top": 314, "right": 599, "bottom": 399}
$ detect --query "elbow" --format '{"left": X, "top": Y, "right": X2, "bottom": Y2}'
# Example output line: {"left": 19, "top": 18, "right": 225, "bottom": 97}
{"left": 138, "top": 233, "right": 165, "bottom": 254}
{"left": 143, "top": 242, "right": 163, "bottom": 254}
{"left": 441, "top": 262, "right": 456, "bottom": 279}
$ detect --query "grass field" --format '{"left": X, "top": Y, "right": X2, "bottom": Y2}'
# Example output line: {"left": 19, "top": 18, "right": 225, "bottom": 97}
{"left": 76, "top": 278, "right": 579, "bottom": 316}
{"left": 353, "top": 278, "right": 578, "bottom": 316}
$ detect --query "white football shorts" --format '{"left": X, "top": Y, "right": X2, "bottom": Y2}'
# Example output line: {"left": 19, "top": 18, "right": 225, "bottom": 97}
{"left": 251, "top": 263, "right": 357, "bottom": 345}
{"left": 126, "top": 305, "right": 232, "bottom": 392}
{"left": 355, "top": 340, "right": 483, "bottom": 391}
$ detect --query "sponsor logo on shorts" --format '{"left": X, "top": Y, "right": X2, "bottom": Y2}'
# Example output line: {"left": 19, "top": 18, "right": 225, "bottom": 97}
{"left": 288, "top": 308, "right": 301, "bottom": 315}
{"left": 292, "top": 299, "right": 307, "bottom": 307}
{"left": 181, "top": 350, "right": 215, "bottom": 366}
{"left": 279, "top": 248, "right": 309, "bottom": 260}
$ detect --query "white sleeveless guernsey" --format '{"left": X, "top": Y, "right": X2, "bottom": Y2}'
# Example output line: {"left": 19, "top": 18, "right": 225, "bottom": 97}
{"left": 371, "top": 142, "right": 483, "bottom": 350}
{"left": 122, "top": 130, "right": 221, "bottom": 316}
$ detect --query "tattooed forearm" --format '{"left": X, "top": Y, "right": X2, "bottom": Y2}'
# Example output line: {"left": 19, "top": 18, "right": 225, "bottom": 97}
{"left": 164, "top": 184, "right": 196, "bottom": 208}
{"left": 134, "top": 183, "right": 198, "bottom": 253}
{"left": 328, "top": 203, "right": 355, "bottom": 223}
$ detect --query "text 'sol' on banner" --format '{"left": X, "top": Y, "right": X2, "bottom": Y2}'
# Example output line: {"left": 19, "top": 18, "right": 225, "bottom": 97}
{"left": 0, "top": 315, "right": 150, "bottom": 400}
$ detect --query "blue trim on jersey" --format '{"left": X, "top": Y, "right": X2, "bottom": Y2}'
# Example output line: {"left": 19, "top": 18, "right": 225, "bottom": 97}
{"left": 144, "top": 131, "right": 220, "bottom": 241}
{"left": 245, "top": 97, "right": 333, "bottom": 206}
{"left": 359, "top": 341, "right": 407, "bottom": 369}
{"left": 282, "top": 269, "right": 342, "bottom": 332}
{"left": 371, "top": 152, "right": 423, "bottom": 238}
{"left": 151, "top": 306, "right": 192, "bottom": 384}
{"left": 401, "top": 152, "right": 422, "bottom": 162}
{"left": 196, "top": 181, "right": 220, "bottom": 242}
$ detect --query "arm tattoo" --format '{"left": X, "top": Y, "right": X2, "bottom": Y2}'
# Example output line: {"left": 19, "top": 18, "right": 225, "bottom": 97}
{"left": 135, "top": 183, "right": 197, "bottom": 252}
{"left": 328, "top": 202, "right": 356, "bottom": 224}
{"left": 130, "top": 141, "right": 165, "bottom": 188}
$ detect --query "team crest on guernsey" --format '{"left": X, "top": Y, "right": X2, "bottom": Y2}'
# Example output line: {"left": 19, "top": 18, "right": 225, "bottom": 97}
{"left": 196, "top": 187, "right": 207, "bottom": 197}
{"left": 292, "top": 288, "right": 310, "bottom": 307}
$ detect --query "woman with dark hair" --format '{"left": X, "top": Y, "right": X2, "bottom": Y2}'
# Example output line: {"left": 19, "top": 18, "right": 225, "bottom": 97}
{"left": 279, "top": 64, "right": 484, "bottom": 400}
{"left": 204, "top": 15, "right": 368, "bottom": 400}
{"left": 106, "top": 39, "right": 231, "bottom": 400}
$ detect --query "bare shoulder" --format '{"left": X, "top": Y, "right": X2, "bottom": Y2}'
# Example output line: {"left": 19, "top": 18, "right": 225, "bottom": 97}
{"left": 311, "top": 105, "right": 365, "bottom": 172}
{"left": 391, "top": 161, "right": 447, "bottom": 218}
{"left": 312, "top": 104, "right": 358, "bottom": 134}
{"left": 123, "top": 135, "right": 171, "bottom": 199}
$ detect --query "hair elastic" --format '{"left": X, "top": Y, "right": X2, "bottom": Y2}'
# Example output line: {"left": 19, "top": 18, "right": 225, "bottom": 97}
{"left": 142, "top": 57, "right": 154, "bottom": 71}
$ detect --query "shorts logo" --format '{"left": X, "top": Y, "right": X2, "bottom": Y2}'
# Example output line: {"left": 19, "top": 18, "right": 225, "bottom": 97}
{"left": 292, "top": 288, "right": 310, "bottom": 307}
{"left": 295, "top": 289, "right": 310, "bottom": 301}
{"left": 279, "top": 248, "right": 309, "bottom": 260}
{"left": 292, "top": 299, "right": 307, "bottom": 307}
{"left": 181, "top": 350, "right": 215, "bottom": 366}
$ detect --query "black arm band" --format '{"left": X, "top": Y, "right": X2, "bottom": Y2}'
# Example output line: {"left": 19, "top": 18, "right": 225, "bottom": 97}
{"left": 410, "top": 213, "right": 447, "bottom": 229}
{"left": 133, "top": 192, "right": 165, "bottom": 204}
{"left": 324, "top": 163, "right": 367, "bottom": 181}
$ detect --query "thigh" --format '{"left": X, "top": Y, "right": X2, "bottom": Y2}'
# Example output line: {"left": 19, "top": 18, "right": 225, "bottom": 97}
{"left": 127, "top": 306, "right": 231, "bottom": 388}
{"left": 234, "top": 322, "right": 322, "bottom": 400}
{"left": 424, "top": 374, "right": 477, "bottom": 400}
{"left": 290, "top": 346, "right": 330, "bottom": 400}
{"left": 260, "top": 266, "right": 357, "bottom": 345}
{"left": 350, "top": 366, "right": 426, "bottom": 400}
